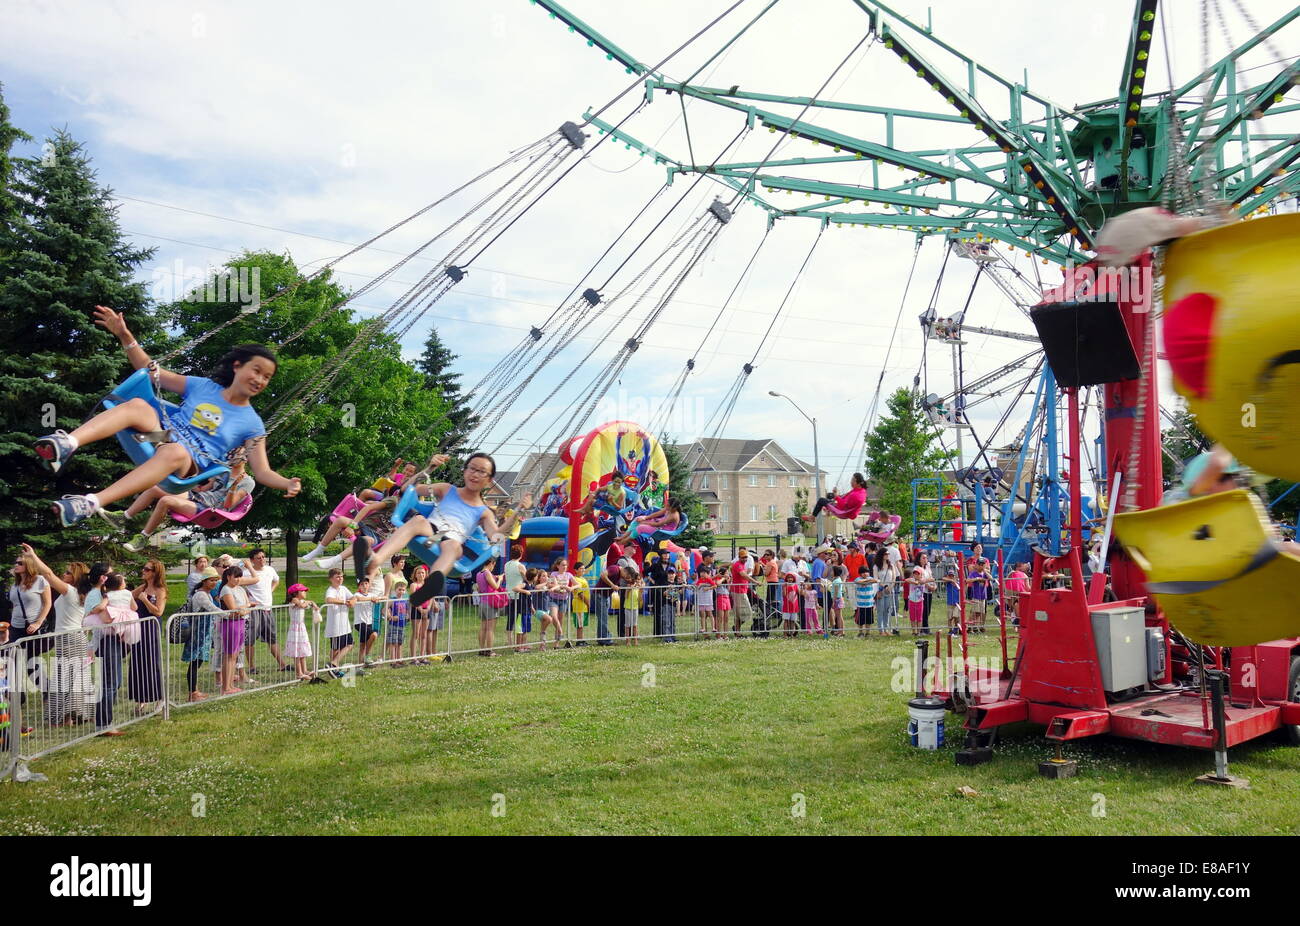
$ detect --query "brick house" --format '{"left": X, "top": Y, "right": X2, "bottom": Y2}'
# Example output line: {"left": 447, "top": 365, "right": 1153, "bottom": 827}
{"left": 671, "top": 438, "right": 833, "bottom": 535}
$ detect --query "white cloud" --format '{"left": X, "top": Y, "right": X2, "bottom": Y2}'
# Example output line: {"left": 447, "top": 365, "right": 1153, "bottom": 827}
{"left": 5, "top": 0, "right": 1297, "bottom": 478}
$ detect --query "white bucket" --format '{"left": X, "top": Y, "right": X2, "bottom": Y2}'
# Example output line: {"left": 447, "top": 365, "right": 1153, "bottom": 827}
{"left": 907, "top": 697, "right": 946, "bottom": 749}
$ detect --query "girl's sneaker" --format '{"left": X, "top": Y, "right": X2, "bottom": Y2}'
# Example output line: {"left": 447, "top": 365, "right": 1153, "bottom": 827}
{"left": 96, "top": 507, "right": 129, "bottom": 532}
{"left": 53, "top": 495, "right": 99, "bottom": 527}
{"left": 316, "top": 554, "right": 343, "bottom": 570}
{"left": 35, "top": 430, "right": 77, "bottom": 474}
{"left": 123, "top": 531, "right": 155, "bottom": 553}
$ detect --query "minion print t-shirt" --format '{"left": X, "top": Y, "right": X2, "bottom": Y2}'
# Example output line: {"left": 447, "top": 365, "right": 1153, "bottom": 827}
{"left": 171, "top": 376, "right": 267, "bottom": 466}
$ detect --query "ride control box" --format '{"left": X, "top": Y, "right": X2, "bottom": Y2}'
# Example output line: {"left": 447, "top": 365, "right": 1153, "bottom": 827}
{"left": 1090, "top": 607, "right": 1147, "bottom": 694}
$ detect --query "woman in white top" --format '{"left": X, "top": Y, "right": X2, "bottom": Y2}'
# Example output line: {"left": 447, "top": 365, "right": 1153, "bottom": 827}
{"left": 21, "top": 545, "right": 93, "bottom": 726}
{"left": 7, "top": 549, "right": 51, "bottom": 733}
{"left": 872, "top": 549, "right": 898, "bottom": 635}
{"left": 915, "top": 551, "right": 937, "bottom": 633}
{"left": 9, "top": 548, "right": 52, "bottom": 639}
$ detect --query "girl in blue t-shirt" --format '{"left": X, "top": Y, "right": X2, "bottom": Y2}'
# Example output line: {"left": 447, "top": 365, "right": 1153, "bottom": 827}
{"left": 36, "top": 305, "right": 301, "bottom": 527}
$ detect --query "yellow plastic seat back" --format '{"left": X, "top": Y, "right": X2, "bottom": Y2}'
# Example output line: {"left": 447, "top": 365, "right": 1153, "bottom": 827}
{"left": 1112, "top": 489, "right": 1300, "bottom": 646}
{"left": 1164, "top": 213, "right": 1300, "bottom": 480}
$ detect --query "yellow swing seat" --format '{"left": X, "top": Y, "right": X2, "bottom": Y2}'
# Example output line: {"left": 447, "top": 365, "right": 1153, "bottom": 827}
{"left": 1164, "top": 213, "right": 1300, "bottom": 480}
{"left": 1112, "top": 488, "right": 1300, "bottom": 646}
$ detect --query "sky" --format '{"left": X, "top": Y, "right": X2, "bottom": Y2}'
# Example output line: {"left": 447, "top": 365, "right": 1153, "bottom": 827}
{"left": 3, "top": 0, "right": 1298, "bottom": 492}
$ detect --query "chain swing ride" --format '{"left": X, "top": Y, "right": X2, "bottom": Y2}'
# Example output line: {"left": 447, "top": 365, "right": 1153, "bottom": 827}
{"left": 526, "top": 0, "right": 1300, "bottom": 774}
{"left": 76, "top": 0, "right": 1300, "bottom": 774}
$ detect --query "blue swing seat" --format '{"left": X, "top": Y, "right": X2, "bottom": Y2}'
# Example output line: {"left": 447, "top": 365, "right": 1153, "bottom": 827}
{"left": 391, "top": 485, "right": 495, "bottom": 578}
{"left": 632, "top": 512, "right": 689, "bottom": 551}
{"left": 102, "top": 368, "right": 229, "bottom": 495}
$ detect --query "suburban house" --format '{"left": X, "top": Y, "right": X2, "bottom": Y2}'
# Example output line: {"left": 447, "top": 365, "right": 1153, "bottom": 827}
{"left": 670, "top": 438, "right": 834, "bottom": 535}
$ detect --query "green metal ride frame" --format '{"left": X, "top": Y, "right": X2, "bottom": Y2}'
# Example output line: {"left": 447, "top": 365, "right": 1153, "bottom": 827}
{"left": 533, "top": 0, "right": 1300, "bottom": 266}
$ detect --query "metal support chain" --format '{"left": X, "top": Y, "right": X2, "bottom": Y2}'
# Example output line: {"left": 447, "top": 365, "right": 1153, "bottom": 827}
{"left": 278, "top": 138, "right": 566, "bottom": 352}
{"left": 510, "top": 212, "right": 727, "bottom": 486}
{"left": 154, "top": 133, "right": 559, "bottom": 367}
{"left": 479, "top": 214, "right": 714, "bottom": 446}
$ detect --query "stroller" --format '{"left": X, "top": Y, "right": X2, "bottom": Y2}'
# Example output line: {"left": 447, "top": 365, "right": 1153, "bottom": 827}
{"left": 749, "top": 589, "right": 783, "bottom": 637}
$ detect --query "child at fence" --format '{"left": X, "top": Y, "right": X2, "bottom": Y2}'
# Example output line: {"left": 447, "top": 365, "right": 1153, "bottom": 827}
{"left": 944, "top": 560, "right": 963, "bottom": 635}
{"left": 350, "top": 576, "right": 380, "bottom": 672}
{"left": 802, "top": 578, "right": 822, "bottom": 635}
{"left": 663, "top": 568, "right": 683, "bottom": 631}
{"left": 285, "top": 583, "right": 318, "bottom": 681}
{"left": 323, "top": 568, "right": 353, "bottom": 676}
{"left": 1004, "top": 562, "right": 1029, "bottom": 627}
{"left": 713, "top": 564, "right": 731, "bottom": 637}
{"left": 408, "top": 564, "right": 430, "bottom": 664}
{"left": 476, "top": 557, "right": 505, "bottom": 656}
{"left": 569, "top": 571, "right": 590, "bottom": 647}
{"left": 780, "top": 573, "right": 801, "bottom": 638}
{"left": 528, "top": 570, "right": 555, "bottom": 651}
{"left": 619, "top": 566, "right": 641, "bottom": 645}
{"left": 382, "top": 579, "right": 409, "bottom": 663}
{"left": 511, "top": 568, "right": 539, "bottom": 652}
{"left": 215, "top": 566, "right": 252, "bottom": 695}
{"left": 694, "top": 566, "right": 716, "bottom": 637}
{"left": 828, "top": 565, "right": 846, "bottom": 637}
{"left": 905, "top": 566, "right": 928, "bottom": 635}
{"left": 965, "top": 548, "right": 991, "bottom": 633}
{"left": 853, "top": 565, "right": 877, "bottom": 637}
{"left": 547, "top": 558, "right": 575, "bottom": 649}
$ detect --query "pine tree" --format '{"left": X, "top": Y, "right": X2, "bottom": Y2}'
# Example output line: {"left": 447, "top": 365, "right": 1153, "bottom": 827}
{"left": 0, "top": 128, "right": 161, "bottom": 558}
{"left": 416, "top": 326, "right": 479, "bottom": 478}
{"left": 864, "top": 388, "right": 955, "bottom": 534}
{"left": 0, "top": 83, "right": 32, "bottom": 253}
{"left": 661, "top": 439, "right": 713, "bottom": 549}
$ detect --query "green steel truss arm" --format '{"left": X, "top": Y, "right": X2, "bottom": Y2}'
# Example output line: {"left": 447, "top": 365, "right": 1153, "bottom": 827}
{"left": 532, "top": 0, "right": 648, "bottom": 75}
{"left": 1116, "top": 0, "right": 1160, "bottom": 199}
{"left": 537, "top": 0, "right": 1300, "bottom": 263}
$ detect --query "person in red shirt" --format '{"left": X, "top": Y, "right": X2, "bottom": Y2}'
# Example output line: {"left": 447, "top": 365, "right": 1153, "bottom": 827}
{"left": 780, "top": 573, "right": 801, "bottom": 638}
{"left": 843, "top": 543, "right": 867, "bottom": 589}
{"left": 728, "top": 555, "right": 752, "bottom": 636}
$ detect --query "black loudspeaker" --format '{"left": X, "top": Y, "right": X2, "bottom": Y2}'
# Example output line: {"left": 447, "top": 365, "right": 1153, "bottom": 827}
{"left": 787, "top": 517, "right": 802, "bottom": 535}
{"left": 1029, "top": 298, "right": 1141, "bottom": 387}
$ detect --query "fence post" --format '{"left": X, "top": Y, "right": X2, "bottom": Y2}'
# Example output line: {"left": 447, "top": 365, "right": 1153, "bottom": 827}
{"left": 162, "top": 616, "right": 171, "bottom": 721}
{"left": 443, "top": 596, "right": 453, "bottom": 664}
{"left": 6, "top": 643, "right": 47, "bottom": 783}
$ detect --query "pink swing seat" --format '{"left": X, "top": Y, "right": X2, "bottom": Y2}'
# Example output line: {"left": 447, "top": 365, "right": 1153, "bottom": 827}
{"left": 170, "top": 493, "right": 254, "bottom": 529}
{"left": 329, "top": 493, "right": 366, "bottom": 523}
{"left": 860, "top": 511, "right": 902, "bottom": 543}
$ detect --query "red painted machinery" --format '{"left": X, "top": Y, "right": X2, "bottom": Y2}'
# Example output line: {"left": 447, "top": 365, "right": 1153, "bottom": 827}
{"left": 925, "top": 254, "right": 1300, "bottom": 770}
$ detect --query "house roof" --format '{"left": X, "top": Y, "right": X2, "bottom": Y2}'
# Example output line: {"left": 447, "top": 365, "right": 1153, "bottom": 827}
{"left": 671, "top": 438, "right": 826, "bottom": 476}
{"left": 491, "top": 471, "right": 518, "bottom": 498}
{"left": 513, "top": 452, "right": 564, "bottom": 491}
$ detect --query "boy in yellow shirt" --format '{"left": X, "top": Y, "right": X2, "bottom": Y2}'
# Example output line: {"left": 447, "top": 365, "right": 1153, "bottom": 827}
{"left": 571, "top": 573, "right": 591, "bottom": 647}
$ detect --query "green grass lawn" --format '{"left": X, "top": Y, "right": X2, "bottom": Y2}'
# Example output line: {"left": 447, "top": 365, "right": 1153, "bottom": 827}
{"left": 6, "top": 631, "right": 1300, "bottom": 835}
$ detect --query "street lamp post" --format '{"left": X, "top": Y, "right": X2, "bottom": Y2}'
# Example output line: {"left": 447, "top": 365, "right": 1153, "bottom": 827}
{"left": 769, "top": 391, "right": 823, "bottom": 544}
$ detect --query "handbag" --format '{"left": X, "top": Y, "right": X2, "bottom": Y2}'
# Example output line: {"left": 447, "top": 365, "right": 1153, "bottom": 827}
{"left": 485, "top": 590, "right": 508, "bottom": 609}
{"left": 169, "top": 594, "right": 193, "bottom": 644}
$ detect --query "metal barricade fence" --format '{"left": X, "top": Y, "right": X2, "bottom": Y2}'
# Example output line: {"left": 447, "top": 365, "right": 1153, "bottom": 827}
{"left": 2, "top": 616, "right": 163, "bottom": 780}
{"left": 11, "top": 578, "right": 1018, "bottom": 777}
{"left": 164, "top": 602, "right": 308, "bottom": 711}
